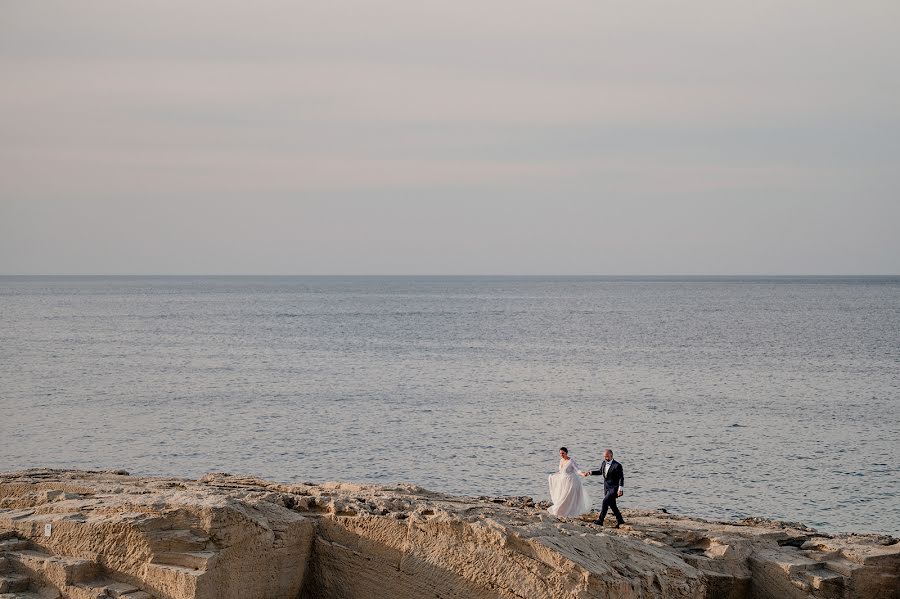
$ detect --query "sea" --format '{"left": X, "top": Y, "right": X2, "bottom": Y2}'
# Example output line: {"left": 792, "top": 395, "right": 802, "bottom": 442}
{"left": 1, "top": 276, "right": 898, "bottom": 535}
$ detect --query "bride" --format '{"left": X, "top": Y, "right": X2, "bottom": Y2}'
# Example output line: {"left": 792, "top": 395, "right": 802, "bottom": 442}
{"left": 548, "top": 447, "right": 591, "bottom": 517}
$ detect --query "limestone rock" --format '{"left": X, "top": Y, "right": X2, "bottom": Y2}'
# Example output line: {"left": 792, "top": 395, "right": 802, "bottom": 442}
{"left": 1, "top": 469, "right": 897, "bottom": 599}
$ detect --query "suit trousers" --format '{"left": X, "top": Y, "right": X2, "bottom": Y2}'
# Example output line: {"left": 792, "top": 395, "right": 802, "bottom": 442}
{"left": 598, "top": 488, "right": 624, "bottom": 524}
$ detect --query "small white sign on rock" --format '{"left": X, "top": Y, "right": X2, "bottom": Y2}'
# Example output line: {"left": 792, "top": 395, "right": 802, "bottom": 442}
{"left": 44, "top": 523, "right": 52, "bottom": 537}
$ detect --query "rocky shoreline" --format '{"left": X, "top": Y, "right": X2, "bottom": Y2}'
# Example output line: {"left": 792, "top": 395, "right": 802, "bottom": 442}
{"left": 0, "top": 469, "right": 897, "bottom": 599}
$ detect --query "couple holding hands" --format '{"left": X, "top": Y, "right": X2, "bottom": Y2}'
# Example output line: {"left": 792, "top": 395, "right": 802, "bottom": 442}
{"left": 548, "top": 447, "right": 626, "bottom": 527}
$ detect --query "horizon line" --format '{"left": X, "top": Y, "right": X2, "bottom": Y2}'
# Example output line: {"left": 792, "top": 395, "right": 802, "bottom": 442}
{"left": 2, "top": 273, "right": 899, "bottom": 278}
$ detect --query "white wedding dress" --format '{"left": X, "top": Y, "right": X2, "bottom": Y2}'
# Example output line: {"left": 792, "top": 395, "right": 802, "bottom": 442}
{"left": 548, "top": 458, "right": 591, "bottom": 517}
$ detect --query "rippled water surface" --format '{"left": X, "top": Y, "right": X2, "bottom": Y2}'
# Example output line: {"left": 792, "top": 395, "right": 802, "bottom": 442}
{"left": 1, "top": 276, "right": 898, "bottom": 534}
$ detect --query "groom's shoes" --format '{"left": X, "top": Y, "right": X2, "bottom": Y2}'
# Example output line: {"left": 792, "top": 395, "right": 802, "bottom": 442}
{"left": 594, "top": 519, "right": 604, "bottom": 526}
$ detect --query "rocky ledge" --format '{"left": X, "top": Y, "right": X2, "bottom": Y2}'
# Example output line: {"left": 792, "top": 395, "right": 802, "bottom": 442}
{"left": 0, "top": 470, "right": 897, "bottom": 599}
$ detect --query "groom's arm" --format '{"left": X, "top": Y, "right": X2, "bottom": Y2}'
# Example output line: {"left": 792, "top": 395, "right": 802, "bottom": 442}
{"left": 617, "top": 465, "right": 624, "bottom": 495}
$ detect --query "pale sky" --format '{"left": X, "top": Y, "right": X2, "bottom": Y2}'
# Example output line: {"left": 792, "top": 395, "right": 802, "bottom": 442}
{"left": 1, "top": 1, "right": 899, "bottom": 274}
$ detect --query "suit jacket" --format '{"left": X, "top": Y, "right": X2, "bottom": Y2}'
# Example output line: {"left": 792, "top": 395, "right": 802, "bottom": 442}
{"left": 590, "top": 460, "right": 624, "bottom": 494}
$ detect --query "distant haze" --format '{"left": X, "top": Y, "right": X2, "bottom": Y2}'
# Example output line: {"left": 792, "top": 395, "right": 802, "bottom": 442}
{"left": 2, "top": 1, "right": 899, "bottom": 275}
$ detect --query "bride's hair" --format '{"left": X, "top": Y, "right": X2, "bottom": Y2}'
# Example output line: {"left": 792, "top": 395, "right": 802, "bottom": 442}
{"left": 559, "top": 447, "right": 568, "bottom": 454}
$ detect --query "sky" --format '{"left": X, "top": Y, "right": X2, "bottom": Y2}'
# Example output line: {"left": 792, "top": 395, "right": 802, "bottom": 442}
{"left": 1, "top": 1, "right": 899, "bottom": 275}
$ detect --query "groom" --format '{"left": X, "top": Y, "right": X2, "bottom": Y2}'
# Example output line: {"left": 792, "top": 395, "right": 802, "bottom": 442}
{"left": 580, "top": 449, "right": 625, "bottom": 528}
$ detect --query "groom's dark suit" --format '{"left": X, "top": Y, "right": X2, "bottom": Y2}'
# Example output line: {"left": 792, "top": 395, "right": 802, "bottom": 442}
{"left": 589, "top": 460, "right": 625, "bottom": 526}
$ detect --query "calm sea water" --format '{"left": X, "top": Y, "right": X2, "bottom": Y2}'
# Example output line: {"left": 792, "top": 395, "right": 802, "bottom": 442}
{"left": 1, "top": 276, "right": 898, "bottom": 534}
